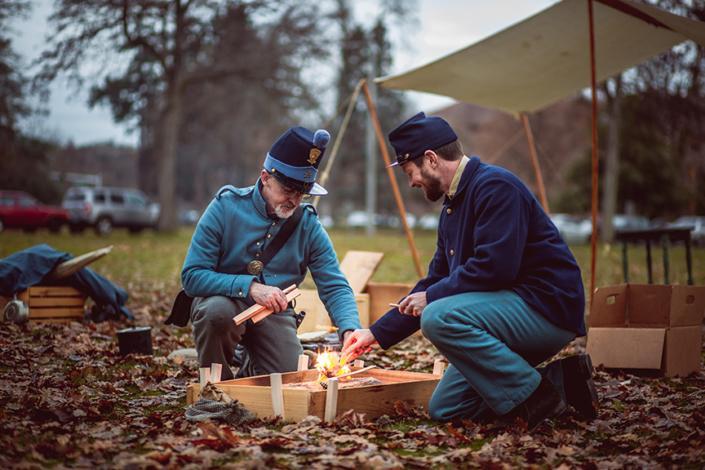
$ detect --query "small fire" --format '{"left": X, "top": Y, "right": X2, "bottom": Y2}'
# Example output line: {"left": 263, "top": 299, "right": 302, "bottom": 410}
{"left": 315, "top": 349, "right": 351, "bottom": 383}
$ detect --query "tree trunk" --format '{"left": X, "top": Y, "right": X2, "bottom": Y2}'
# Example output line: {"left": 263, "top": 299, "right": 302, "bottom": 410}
{"left": 156, "top": 85, "right": 182, "bottom": 231}
{"left": 601, "top": 77, "right": 622, "bottom": 243}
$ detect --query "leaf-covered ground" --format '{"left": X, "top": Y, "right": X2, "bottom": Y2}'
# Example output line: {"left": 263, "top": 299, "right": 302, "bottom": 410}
{"left": 1, "top": 288, "right": 704, "bottom": 468}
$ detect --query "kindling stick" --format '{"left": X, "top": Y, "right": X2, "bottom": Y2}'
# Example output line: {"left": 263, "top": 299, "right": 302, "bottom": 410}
{"left": 210, "top": 363, "right": 222, "bottom": 383}
{"left": 334, "top": 365, "right": 376, "bottom": 380}
{"left": 324, "top": 377, "right": 339, "bottom": 423}
{"left": 270, "top": 373, "right": 285, "bottom": 418}
{"left": 233, "top": 284, "right": 297, "bottom": 325}
{"left": 250, "top": 288, "right": 302, "bottom": 324}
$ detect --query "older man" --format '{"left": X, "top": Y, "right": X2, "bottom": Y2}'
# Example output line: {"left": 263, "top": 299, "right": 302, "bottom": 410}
{"left": 180, "top": 126, "right": 360, "bottom": 380}
{"left": 342, "top": 112, "right": 596, "bottom": 429}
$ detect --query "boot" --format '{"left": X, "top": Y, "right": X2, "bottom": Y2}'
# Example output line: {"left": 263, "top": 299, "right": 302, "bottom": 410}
{"left": 506, "top": 376, "right": 567, "bottom": 430}
{"left": 541, "top": 354, "right": 598, "bottom": 421}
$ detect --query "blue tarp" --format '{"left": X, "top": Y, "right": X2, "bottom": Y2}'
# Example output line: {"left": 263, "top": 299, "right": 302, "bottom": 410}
{"left": 0, "top": 244, "right": 133, "bottom": 320}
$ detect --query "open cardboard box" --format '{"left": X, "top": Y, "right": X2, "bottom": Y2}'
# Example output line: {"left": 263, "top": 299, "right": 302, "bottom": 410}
{"left": 586, "top": 284, "right": 705, "bottom": 377}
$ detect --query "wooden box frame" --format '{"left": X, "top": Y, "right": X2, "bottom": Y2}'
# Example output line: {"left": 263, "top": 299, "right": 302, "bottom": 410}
{"left": 187, "top": 368, "right": 440, "bottom": 421}
{"left": 0, "top": 286, "right": 86, "bottom": 323}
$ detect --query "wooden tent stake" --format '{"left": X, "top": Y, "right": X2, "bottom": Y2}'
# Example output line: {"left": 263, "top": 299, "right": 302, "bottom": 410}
{"left": 433, "top": 359, "right": 446, "bottom": 376}
{"left": 210, "top": 363, "right": 222, "bottom": 383}
{"left": 324, "top": 377, "right": 339, "bottom": 423}
{"left": 520, "top": 113, "right": 550, "bottom": 214}
{"left": 270, "top": 373, "right": 285, "bottom": 418}
{"left": 361, "top": 80, "right": 424, "bottom": 278}
{"left": 297, "top": 354, "right": 309, "bottom": 371}
{"left": 199, "top": 367, "right": 211, "bottom": 387}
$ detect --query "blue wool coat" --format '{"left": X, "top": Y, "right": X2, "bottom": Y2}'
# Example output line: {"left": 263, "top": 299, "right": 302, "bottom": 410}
{"left": 181, "top": 182, "right": 361, "bottom": 334}
{"left": 370, "top": 157, "right": 586, "bottom": 349}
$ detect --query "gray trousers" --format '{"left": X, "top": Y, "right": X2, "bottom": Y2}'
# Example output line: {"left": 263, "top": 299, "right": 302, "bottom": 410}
{"left": 190, "top": 296, "right": 303, "bottom": 380}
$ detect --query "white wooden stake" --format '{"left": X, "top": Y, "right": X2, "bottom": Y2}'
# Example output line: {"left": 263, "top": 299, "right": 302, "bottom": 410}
{"left": 353, "top": 359, "right": 364, "bottom": 369}
{"left": 210, "top": 363, "right": 222, "bottom": 383}
{"left": 270, "top": 373, "right": 285, "bottom": 419}
{"left": 324, "top": 377, "right": 339, "bottom": 423}
{"left": 199, "top": 367, "right": 211, "bottom": 387}
{"left": 297, "top": 354, "right": 309, "bottom": 371}
{"left": 433, "top": 359, "right": 446, "bottom": 376}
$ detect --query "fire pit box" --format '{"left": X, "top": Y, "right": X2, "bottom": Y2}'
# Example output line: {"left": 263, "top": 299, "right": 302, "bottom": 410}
{"left": 186, "top": 369, "right": 440, "bottom": 421}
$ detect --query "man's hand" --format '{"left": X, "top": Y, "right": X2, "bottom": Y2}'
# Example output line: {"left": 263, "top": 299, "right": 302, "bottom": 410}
{"left": 341, "top": 328, "right": 378, "bottom": 361}
{"left": 249, "top": 282, "right": 288, "bottom": 313}
{"left": 398, "top": 291, "right": 428, "bottom": 317}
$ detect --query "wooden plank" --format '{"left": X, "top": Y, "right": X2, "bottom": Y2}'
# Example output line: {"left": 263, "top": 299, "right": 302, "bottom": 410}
{"left": 29, "top": 307, "right": 84, "bottom": 319}
{"left": 29, "top": 297, "right": 86, "bottom": 307}
{"left": 297, "top": 291, "right": 369, "bottom": 332}
{"left": 28, "top": 286, "right": 84, "bottom": 297}
{"left": 210, "top": 363, "right": 222, "bottom": 383}
{"left": 297, "top": 354, "right": 309, "bottom": 371}
{"left": 251, "top": 288, "right": 302, "bottom": 324}
{"left": 339, "top": 251, "right": 384, "bottom": 294}
{"left": 46, "top": 246, "right": 113, "bottom": 280}
{"left": 233, "top": 284, "right": 297, "bottom": 325}
{"left": 199, "top": 367, "right": 211, "bottom": 387}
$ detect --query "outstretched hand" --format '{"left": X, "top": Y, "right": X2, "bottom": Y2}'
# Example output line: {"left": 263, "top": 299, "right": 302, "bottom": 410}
{"left": 340, "top": 328, "right": 378, "bottom": 362}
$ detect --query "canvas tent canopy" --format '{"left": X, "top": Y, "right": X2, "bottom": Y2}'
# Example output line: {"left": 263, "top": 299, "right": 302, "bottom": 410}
{"left": 376, "top": 0, "right": 705, "bottom": 115}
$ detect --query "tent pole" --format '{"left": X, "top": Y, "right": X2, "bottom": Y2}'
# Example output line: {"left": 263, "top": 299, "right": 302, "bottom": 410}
{"left": 361, "top": 80, "right": 425, "bottom": 278}
{"left": 588, "top": 0, "right": 599, "bottom": 304}
{"left": 519, "top": 113, "right": 550, "bottom": 213}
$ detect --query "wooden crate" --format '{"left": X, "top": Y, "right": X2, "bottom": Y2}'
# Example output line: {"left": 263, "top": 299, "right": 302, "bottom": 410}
{"left": 0, "top": 286, "right": 86, "bottom": 323}
{"left": 297, "top": 290, "right": 370, "bottom": 332}
{"left": 366, "top": 281, "right": 414, "bottom": 324}
{"left": 186, "top": 368, "right": 440, "bottom": 421}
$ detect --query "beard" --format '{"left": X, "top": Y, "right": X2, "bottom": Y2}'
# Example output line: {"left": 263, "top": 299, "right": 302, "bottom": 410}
{"left": 273, "top": 203, "right": 297, "bottom": 219}
{"left": 420, "top": 168, "right": 444, "bottom": 202}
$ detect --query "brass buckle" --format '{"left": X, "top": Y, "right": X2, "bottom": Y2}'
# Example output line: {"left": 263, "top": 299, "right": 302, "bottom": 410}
{"left": 247, "top": 260, "right": 264, "bottom": 275}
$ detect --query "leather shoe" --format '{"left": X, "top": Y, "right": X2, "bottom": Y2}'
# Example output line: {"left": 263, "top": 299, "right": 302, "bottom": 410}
{"left": 506, "top": 376, "right": 567, "bottom": 430}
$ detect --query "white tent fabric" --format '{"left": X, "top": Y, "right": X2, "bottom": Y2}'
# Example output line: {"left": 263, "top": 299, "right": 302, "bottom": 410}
{"left": 376, "top": 0, "right": 705, "bottom": 115}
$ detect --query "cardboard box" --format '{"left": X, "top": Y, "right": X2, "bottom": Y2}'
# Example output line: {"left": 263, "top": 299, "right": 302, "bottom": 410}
{"left": 586, "top": 284, "right": 704, "bottom": 377}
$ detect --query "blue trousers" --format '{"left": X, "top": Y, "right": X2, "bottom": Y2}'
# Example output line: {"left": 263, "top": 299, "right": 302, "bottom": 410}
{"left": 420, "top": 290, "right": 575, "bottom": 421}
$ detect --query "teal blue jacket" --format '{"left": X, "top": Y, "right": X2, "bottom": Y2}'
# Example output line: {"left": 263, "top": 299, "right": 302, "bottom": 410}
{"left": 181, "top": 182, "right": 361, "bottom": 334}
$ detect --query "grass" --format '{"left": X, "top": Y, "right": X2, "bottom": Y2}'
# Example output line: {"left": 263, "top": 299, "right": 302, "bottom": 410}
{"left": 1, "top": 226, "right": 703, "bottom": 300}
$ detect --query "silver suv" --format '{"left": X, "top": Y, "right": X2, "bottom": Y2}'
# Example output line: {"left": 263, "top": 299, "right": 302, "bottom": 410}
{"left": 62, "top": 186, "right": 160, "bottom": 236}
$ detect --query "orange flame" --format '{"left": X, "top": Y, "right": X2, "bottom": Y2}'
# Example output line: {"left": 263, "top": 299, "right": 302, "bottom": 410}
{"left": 315, "top": 349, "right": 351, "bottom": 383}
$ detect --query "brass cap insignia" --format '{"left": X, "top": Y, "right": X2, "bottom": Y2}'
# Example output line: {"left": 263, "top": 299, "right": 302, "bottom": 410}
{"left": 308, "top": 148, "right": 321, "bottom": 165}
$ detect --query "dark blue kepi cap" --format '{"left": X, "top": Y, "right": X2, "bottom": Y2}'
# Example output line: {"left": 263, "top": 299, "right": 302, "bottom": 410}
{"left": 387, "top": 112, "right": 457, "bottom": 167}
{"left": 264, "top": 126, "right": 330, "bottom": 196}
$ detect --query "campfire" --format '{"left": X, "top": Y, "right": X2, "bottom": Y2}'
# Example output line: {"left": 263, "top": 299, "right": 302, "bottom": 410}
{"left": 315, "top": 350, "right": 351, "bottom": 385}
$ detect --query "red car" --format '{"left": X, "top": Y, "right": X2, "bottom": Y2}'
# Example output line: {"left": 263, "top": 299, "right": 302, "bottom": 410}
{"left": 0, "top": 190, "right": 69, "bottom": 233}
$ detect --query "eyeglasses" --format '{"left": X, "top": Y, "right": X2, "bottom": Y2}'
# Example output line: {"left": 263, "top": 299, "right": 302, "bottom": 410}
{"left": 272, "top": 177, "right": 311, "bottom": 200}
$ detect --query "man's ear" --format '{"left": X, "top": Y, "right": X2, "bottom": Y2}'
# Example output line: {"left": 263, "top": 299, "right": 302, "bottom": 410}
{"left": 260, "top": 169, "right": 270, "bottom": 184}
{"left": 424, "top": 150, "right": 439, "bottom": 168}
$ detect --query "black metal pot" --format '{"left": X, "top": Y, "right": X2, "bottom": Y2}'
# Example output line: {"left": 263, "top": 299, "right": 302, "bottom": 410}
{"left": 117, "top": 326, "right": 153, "bottom": 356}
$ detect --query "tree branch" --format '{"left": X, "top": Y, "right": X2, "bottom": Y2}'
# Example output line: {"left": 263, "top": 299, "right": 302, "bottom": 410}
{"left": 121, "top": 0, "right": 168, "bottom": 73}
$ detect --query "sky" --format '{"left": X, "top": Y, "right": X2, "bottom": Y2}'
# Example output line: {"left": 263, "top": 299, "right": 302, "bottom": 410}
{"left": 11, "top": 0, "right": 558, "bottom": 147}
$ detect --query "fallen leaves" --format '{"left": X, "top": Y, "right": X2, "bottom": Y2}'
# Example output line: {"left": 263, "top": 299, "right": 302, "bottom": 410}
{"left": 0, "top": 289, "right": 704, "bottom": 468}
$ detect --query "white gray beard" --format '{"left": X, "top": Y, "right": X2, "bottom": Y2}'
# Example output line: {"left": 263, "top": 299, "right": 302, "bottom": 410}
{"left": 273, "top": 204, "right": 296, "bottom": 219}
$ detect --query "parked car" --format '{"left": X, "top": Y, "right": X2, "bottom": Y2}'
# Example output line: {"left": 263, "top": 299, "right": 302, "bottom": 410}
{"left": 550, "top": 213, "right": 592, "bottom": 244}
{"left": 669, "top": 216, "right": 705, "bottom": 246}
{"left": 0, "top": 190, "right": 69, "bottom": 233}
{"left": 418, "top": 213, "right": 439, "bottom": 230}
{"left": 62, "top": 186, "right": 160, "bottom": 236}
